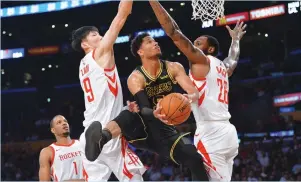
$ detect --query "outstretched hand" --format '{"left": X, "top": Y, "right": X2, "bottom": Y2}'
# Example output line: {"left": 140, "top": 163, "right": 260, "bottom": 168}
{"left": 153, "top": 100, "right": 169, "bottom": 124}
{"left": 226, "top": 20, "right": 247, "bottom": 41}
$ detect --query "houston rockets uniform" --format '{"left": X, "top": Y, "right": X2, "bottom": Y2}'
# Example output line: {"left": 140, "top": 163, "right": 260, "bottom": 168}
{"left": 190, "top": 55, "right": 239, "bottom": 181}
{"left": 49, "top": 140, "right": 86, "bottom": 181}
{"left": 79, "top": 50, "right": 145, "bottom": 181}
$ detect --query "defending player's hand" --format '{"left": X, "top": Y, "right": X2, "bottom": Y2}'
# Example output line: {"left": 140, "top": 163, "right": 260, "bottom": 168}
{"left": 226, "top": 20, "right": 247, "bottom": 41}
{"left": 153, "top": 100, "right": 169, "bottom": 124}
{"left": 127, "top": 101, "right": 140, "bottom": 113}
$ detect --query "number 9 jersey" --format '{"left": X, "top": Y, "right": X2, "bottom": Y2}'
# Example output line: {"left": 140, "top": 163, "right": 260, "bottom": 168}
{"left": 189, "top": 55, "right": 231, "bottom": 123}
{"left": 79, "top": 50, "right": 123, "bottom": 128}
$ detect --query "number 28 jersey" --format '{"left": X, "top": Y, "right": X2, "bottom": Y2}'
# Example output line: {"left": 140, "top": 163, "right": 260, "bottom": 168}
{"left": 189, "top": 55, "right": 231, "bottom": 123}
{"left": 79, "top": 50, "right": 123, "bottom": 128}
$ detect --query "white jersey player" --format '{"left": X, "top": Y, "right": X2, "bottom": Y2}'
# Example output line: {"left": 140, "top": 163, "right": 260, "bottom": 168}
{"left": 39, "top": 115, "right": 86, "bottom": 181}
{"left": 147, "top": 2, "right": 246, "bottom": 181}
{"left": 71, "top": 0, "right": 145, "bottom": 181}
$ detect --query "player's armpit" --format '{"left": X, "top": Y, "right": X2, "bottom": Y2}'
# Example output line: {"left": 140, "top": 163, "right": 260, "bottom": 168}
{"left": 39, "top": 147, "right": 52, "bottom": 181}
{"left": 149, "top": 0, "right": 208, "bottom": 66}
{"left": 167, "top": 62, "right": 199, "bottom": 103}
{"left": 94, "top": 0, "right": 133, "bottom": 59}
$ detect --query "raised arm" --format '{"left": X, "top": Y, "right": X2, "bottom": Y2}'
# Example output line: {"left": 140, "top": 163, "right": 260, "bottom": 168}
{"left": 94, "top": 0, "right": 132, "bottom": 58}
{"left": 149, "top": 0, "right": 207, "bottom": 65}
{"left": 223, "top": 21, "right": 246, "bottom": 77}
{"left": 39, "top": 147, "right": 52, "bottom": 181}
{"left": 167, "top": 62, "right": 199, "bottom": 102}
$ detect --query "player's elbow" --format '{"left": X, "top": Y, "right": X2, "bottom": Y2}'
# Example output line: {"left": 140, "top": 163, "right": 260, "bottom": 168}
{"left": 167, "top": 29, "right": 181, "bottom": 40}
{"left": 39, "top": 170, "right": 50, "bottom": 181}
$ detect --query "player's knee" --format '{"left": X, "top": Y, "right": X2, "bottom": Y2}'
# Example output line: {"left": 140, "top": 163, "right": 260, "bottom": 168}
{"left": 113, "top": 110, "right": 136, "bottom": 128}
{"left": 105, "top": 120, "right": 121, "bottom": 138}
{"left": 175, "top": 141, "right": 204, "bottom": 166}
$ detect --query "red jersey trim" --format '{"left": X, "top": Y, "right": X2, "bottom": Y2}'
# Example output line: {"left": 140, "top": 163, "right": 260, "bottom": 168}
{"left": 49, "top": 145, "right": 55, "bottom": 167}
{"left": 104, "top": 64, "right": 116, "bottom": 72}
{"left": 52, "top": 139, "right": 75, "bottom": 147}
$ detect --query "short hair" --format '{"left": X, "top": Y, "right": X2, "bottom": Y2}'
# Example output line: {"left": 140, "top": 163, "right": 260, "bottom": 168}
{"left": 203, "top": 35, "right": 220, "bottom": 56}
{"left": 50, "top": 115, "right": 62, "bottom": 128}
{"left": 71, "top": 26, "right": 99, "bottom": 52}
{"left": 130, "top": 33, "right": 150, "bottom": 58}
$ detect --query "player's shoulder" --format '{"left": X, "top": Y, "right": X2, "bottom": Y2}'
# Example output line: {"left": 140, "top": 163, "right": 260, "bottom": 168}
{"left": 40, "top": 146, "right": 53, "bottom": 158}
{"left": 127, "top": 70, "right": 144, "bottom": 83}
{"left": 73, "top": 139, "right": 81, "bottom": 145}
{"left": 207, "top": 55, "right": 221, "bottom": 63}
{"left": 80, "top": 51, "right": 94, "bottom": 65}
{"left": 165, "top": 60, "right": 183, "bottom": 68}
{"left": 165, "top": 61, "right": 185, "bottom": 75}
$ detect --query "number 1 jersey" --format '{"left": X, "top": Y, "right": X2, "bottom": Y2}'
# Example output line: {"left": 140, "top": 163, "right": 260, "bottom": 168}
{"left": 79, "top": 50, "right": 123, "bottom": 128}
{"left": 49, "top": 140, "right": 86, "bottom": 181}
{"left": 189, "top": 55, "right": 231, "bottom": 123}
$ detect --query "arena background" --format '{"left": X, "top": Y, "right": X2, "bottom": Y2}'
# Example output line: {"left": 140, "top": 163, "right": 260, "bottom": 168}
{"left": 1, "top": 0, "right": 301, "bottom": 181}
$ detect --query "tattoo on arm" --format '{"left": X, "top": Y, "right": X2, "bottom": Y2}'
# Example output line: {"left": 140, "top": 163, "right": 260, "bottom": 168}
{"left": 149, "top": 1, "right": 179, "bottom": 36}
{"left": 224, "top": 39, "right": 240, "bottom": 76}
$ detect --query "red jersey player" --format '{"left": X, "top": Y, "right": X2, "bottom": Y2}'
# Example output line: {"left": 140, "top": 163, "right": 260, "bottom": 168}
{"left": 71, "top": 0, "right": 145, "bottom": 181}
{"left": 149, "top": 0, "right": 246, "bottom": 181}
{"left": 39, "top": 115, "right": 86, "bottom": 181}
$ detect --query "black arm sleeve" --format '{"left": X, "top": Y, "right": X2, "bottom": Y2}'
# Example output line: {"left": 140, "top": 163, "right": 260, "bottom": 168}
{"left": 133, "top": 90, "right": 155, "bottom": 120}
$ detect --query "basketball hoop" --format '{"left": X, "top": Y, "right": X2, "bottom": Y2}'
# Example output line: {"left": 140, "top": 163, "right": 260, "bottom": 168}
{"left": 191, "top": 0, "right": 225, "bottom": 22}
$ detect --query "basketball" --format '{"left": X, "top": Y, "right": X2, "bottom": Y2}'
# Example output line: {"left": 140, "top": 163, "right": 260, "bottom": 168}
{"left": 160, "top": 93, "right": 192, "bottom": 125}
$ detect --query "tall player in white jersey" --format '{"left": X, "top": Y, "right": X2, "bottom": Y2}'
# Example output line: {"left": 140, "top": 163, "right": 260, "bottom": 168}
{"left": 149, "top": 1, "right": 246, "bottom": 181}
{"left": 39, "top": 115, "right": 86, "bottom": 181}
{"left": 71, "top": 0, "right": 145, "bottom": 181}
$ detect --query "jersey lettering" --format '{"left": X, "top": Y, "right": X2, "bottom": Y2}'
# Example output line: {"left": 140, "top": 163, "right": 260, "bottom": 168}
{"left": 83, "top": 77, "right": 95, "bottom": 102}
{"left": 217, "top": 78, "right": 228, "bottom": 104}
{"left": 189, "top": 56, "right": 231, "bottom": 122}
{"left": 50, "top": 141, "right": 84, "bottom": 181}
{"left": 80, "top": 64, "right": 89, "bottom": 76}
{"left": 73, "top": 161, "right": 78, "bottom": 175}
{"left": 59, "top": 151, "right": 81, "bottom": 161}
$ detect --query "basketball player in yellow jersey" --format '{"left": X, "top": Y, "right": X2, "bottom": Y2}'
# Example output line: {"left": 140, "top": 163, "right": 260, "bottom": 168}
{"left": 149, "top": 0, "right": 246, "bottom": 181}
{"left": 39, "top": 115, "right": 86, "bottom": 181}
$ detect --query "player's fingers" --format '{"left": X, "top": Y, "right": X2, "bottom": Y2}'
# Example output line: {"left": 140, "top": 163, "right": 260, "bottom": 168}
{"left": 242, "top": 31, "right": 247, "bottom": 36}
{"left": 241, "top": 24, "right": 247, "bottom": 31}
{"left": 235, "top": 20, "right": 240, "bottom": 29}
{"left": 162, "top": 119, "right": 169, "bottom": 124}
{"left": 239, "top": 21, "right": 244, "bottom": 29}
{"left": 225, "top": 25, "right": 231, "bottom": 33}
{"left": 157, "top": 114, "right": 166, "bottom": 120}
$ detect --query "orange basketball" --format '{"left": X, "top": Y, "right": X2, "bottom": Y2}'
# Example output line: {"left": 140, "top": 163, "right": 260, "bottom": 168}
{"left": 160, "top": 93, "right": 191, "bottom": 125}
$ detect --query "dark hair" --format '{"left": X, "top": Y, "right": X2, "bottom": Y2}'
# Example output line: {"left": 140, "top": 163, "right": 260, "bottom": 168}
{"left": 50, "top": 116, "right": 56, "bottom": 128}
{"left": 203, "top": 35, "right": 219, "bottom": 56}
{"left": 50, "top": 115, "right": 62, "bottom": 128}
{"left": 71, "top": 26, "right": 99, "bottom": 52}
{"left": 130, "top": 33, "right": 150, "bottom": 58}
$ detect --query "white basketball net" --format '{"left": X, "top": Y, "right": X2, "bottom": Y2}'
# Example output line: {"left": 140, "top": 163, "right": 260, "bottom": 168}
{"left": 191, "top": 0, "right": 225, "bottom": 22}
